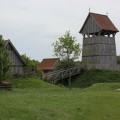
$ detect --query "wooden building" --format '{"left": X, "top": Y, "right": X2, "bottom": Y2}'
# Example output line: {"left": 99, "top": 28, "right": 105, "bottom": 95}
{"left": 79, "top": 12, "right": 119, "bottom": 70}
{"left": 37, "top": 58, "right": 60, "bottom": 73}
{"left": 5, "top": 40, "right": 26, "bottom": 75}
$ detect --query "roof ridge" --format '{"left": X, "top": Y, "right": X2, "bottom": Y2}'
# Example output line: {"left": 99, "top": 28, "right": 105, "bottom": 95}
{"left": 90, "top": 12, "right": 107, "bottom": 16}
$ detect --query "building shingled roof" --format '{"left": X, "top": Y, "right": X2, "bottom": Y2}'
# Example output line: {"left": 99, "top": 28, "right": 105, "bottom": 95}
{"left": 80, "top": 12, "right": 119, "bottom": 33}
{"left": 90, "top": 13, "right": 119, "bottom": 32}
{"left": 37, "top": 58, "right": 59, "bottom": 71}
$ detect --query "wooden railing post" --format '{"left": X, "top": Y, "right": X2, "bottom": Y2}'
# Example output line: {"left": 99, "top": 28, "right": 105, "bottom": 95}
{"left": 62, "top": 71, "right": 64, "bottom": 84}
{"left": 44, "top": 65, "right": 85, "bottom": 84}
{"left": 68, "top": 68, "right": 71, "bottom": 90}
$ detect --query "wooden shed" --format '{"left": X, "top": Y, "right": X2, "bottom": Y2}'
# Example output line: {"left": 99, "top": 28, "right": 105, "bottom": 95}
{"left": 5, "top": 40, "right": 26, "bottom": 75}
{"left": 79, "top": 12, "right": 119, "bottom": 70}
{"left": 37, "top": 58, "right": 60, "bottom": 73}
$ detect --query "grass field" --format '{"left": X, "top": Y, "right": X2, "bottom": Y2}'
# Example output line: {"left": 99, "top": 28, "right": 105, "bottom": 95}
{"left": 1, "top": 77, "right": 120, "bottom": 120}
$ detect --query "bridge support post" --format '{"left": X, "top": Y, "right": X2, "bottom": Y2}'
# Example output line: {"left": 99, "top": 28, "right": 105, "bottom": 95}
{"left": 62, "top": 71, "right": 64, "bottom": 84}
{"left": 68, "top": 68, "right": 71, "bottom": 90}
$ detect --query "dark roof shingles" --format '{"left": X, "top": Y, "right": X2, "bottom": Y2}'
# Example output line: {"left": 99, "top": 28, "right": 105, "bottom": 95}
{"left": 38, "top": 58, "right": 59, "bottom": 70}
{"left": 90, "top": 13, "right": 119, "bottom": 32}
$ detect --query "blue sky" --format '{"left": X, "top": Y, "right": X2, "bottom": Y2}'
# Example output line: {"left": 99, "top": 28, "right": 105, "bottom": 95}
{"left": 0, "top": 0, "right": 120, "bottom": 61}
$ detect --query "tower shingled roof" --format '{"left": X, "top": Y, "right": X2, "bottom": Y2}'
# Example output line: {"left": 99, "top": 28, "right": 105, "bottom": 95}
{"left": 80, "top": 12, "right": 119, "bottom": 33}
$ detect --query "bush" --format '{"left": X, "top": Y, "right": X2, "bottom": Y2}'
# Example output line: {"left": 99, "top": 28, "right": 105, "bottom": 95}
{"left": 71, "top": 70, "right": 120, "bottom": 88}
{"left": 0, "top": 35, "right": 11, "bottom": 83}
{"left": 36, "top": 70, "right": 43, "bottom": 79}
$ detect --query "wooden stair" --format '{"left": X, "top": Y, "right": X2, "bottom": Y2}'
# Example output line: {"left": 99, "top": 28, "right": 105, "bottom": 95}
{"left": 43, "top": 65, "right": 85, "bottom": 83}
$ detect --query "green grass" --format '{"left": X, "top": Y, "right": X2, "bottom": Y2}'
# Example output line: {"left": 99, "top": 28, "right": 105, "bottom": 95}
{"left": 72, "top": 69, "right": 120, "bottom": 88}
{"left": 10, "top": 77, "right": 59, "bottom": 89}
{"left": 1, "top": 77, "right": 120, "bottom": 120}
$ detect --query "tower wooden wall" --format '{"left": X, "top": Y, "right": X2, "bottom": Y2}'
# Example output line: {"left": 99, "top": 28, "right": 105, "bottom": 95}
{"left": 82, "top": 36, "right": 117, "bottom": 69}
{"left": 80, "top": 13, "right": 119, "bottom": 70}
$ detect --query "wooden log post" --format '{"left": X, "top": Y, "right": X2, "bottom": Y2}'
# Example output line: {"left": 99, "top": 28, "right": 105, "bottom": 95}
{"left": 68, "top": 68, "right": 71, "bottom": 90}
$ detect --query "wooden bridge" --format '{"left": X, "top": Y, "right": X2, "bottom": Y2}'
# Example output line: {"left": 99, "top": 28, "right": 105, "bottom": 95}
{"left": 43, "top": 65, "right": 85, "bottom": 83}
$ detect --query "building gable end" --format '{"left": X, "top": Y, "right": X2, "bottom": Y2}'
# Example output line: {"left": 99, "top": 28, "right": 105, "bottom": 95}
{"left": 80, "top": 13, "right": 101, "bottom": 34}
{"left": 5, "top": 40, "right": 26, "bottom": 67}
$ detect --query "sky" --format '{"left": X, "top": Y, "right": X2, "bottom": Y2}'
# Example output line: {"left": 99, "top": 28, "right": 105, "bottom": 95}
{"left": 0, "top": 0, "right": 120, "bottom": 62}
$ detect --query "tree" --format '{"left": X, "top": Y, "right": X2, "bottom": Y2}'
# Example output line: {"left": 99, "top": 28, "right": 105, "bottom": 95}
{"left": 21, "top": 54, "right": 39, "bottom": 72}
{"left": 0, "top": 35, "right": 11, "bottom": 83}
{"left": 117, "top": 55, "right": 120, "bottom": 64}
{"left": 52, "top": 31, "right": 81, "bottom": 69}
{"left": 52, "top": 31, "right": 81, "bottom": 89}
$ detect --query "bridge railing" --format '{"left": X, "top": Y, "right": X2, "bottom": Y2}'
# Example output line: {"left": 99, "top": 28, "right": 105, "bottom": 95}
{"left": 43, "top": 65, "right": 85, "bottom": 83}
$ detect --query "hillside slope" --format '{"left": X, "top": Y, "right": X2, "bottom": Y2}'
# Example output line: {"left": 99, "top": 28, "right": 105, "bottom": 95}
{"left": 72, "top": 70, "right": 120, "bottom": 88}
{"left": 10, "top": 77, "right": 60, "bottom": 89}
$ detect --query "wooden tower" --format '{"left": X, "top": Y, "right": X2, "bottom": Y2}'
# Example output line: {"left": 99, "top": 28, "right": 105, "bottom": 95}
{"left": 79, "top": 13, "right": 119, "bottom": 70}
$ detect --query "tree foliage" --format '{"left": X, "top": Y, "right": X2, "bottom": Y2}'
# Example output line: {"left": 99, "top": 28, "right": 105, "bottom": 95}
{"left": 52, "top": 31, "right": 81, "bottom": 68}
{"left": 0, "top": 35, "right": 11, "bottom": 83}
{"left": 117, "top": 55, "right": 120, "bottom": 64}
{"left": 21, "top": 54, "right": 39, "bottom": 72}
